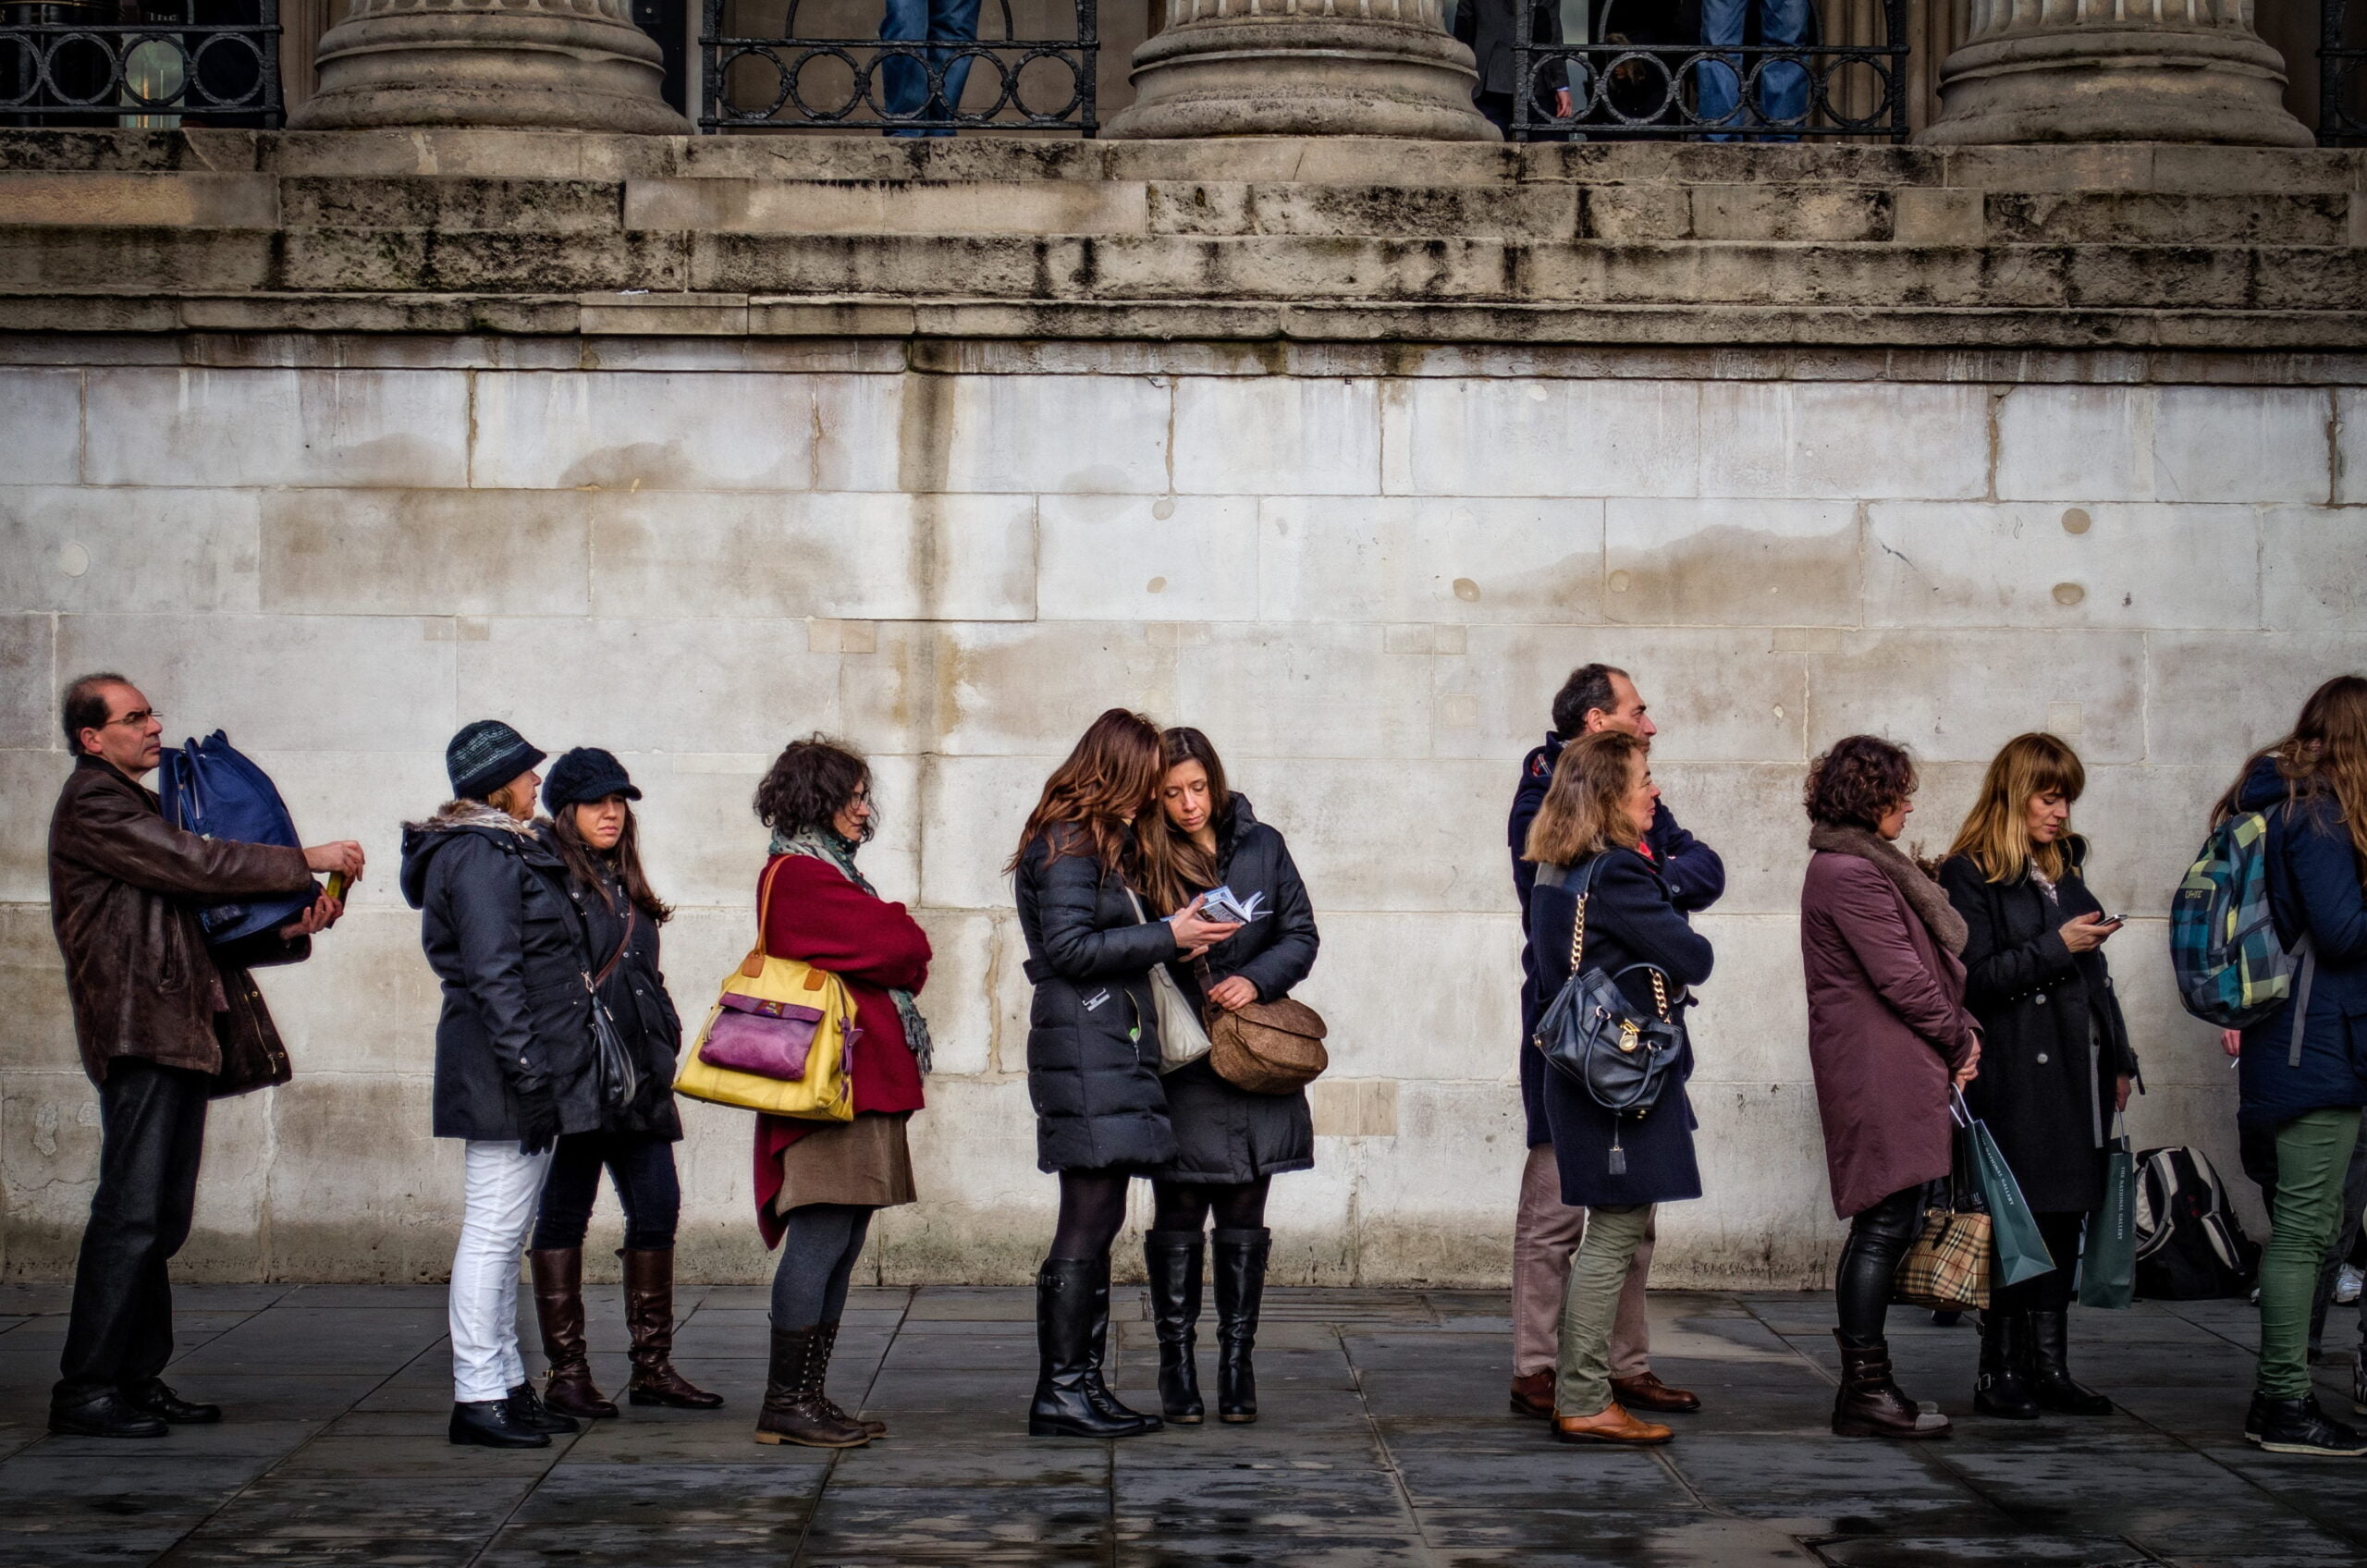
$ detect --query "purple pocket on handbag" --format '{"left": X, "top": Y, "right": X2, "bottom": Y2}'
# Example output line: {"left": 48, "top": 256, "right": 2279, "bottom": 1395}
{"left": 701, "top": 994, "right": 824, "bottom": 1081}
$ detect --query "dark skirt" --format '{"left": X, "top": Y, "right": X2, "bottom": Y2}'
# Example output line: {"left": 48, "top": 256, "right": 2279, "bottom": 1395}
{"left": 1151, "top": 1059, "right": 1314, "bottom": 1186}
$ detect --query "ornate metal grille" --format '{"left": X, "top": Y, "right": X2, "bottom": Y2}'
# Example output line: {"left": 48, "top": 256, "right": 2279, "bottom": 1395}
{"left": 2, "top": 0, "right": 279, "bottom": 127}
{"left": 1511, "top": 0, "right": 1907, "bottom": 141}
{"left": 2326, "top": 0, "right": 2367, "bottom": 143}
{"left": 699, "top": 0, "right": 1096, "bottom": 132}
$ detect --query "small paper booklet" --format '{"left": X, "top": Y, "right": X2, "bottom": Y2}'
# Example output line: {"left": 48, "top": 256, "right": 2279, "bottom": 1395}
{"left": 1198, "top": 885, "right": 1265, "bottom": 925}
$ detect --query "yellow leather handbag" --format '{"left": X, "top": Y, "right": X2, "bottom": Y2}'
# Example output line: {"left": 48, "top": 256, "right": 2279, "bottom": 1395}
{"left": 673, "top": 858, "right": 858, "bottom": 1121}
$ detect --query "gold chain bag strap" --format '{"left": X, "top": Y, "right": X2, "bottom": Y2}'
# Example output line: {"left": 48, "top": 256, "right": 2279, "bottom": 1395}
{"left": 1194, "top": 953, "right": 1329, "bottom": 1096}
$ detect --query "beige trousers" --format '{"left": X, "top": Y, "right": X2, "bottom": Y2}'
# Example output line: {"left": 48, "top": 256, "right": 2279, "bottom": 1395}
{"left": 1512, "top": 1143, "right": 1653, "bottom": 1380}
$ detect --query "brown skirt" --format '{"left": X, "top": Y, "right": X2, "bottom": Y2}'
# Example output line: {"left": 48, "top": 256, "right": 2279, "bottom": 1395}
{"left": 775, "top": 1110, "right": 917, "bottom": 1214}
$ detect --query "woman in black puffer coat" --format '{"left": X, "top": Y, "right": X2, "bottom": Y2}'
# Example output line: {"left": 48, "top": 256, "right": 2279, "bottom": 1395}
{"left": 1139, "top": 728, "right": 1319, "bottom": 1427}
{"left": 1011, "top": 709, "right": 1242, "bottom": 1440}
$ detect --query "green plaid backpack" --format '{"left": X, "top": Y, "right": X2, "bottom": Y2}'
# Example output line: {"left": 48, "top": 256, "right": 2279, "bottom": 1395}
{"left": 2170, "top": 808, "right": 2315, "bottom": 1062}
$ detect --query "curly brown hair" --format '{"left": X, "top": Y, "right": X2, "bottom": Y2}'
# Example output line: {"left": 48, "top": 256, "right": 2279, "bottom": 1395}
{"left": 1805, "top": 735, "right": 1917, "bottom": 829}
{"left": 754, "top": 736, "right": 871, "bottom": 842}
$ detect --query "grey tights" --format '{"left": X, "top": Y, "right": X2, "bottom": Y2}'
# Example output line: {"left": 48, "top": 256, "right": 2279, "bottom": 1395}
{"left": 770, "top": 1203, "right": 875, "bottom": 1329}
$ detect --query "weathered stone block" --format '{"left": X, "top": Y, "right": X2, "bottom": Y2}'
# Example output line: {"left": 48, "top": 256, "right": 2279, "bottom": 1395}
{"left": 1653, "top": 1082, "right": 1835, "bottom": 1287}
{"left": 588, "top": 492, "right": 1036, "bottom": 622}
{"left": 1173, "top": 375, "right": 1381, "bottom": 496}
{"left": 3, "top": 367, "right": 80, "bottom": 485}
{"left": 2143, "top": 631, "right": 2359, "bottom": 768}
{"left": 262, "top": 489, "right": 588, "bottom": 617}
{"left": 1685, "top": 913, "right": 1811, "bottom": 1086}
{"left": 2338, "top": 389, "right": 2367, "bottom": 507}
{"left": 3, "top": 486, "right": 261, "bottom": 615}
{"left": 472, "top": 370, "right": 885, "bottom": 492}
{"left": 2072, "top": 765, "right": 2231, "bottom": 922}
{"left": 266, "top": 1074, "right": 460, "bottom": 1282}
{"left": 1172, "top": 623, "right": 1436, "bottom": 761}
{"left": 1606, "top": 498, "right": 1860, "bottom": 626}
{"left": 1688, "top": 184, "right": 1891, "bottom": 243}
{"left": 0, "top": 615, "right": 54, "bottom": 750}
{"left": 246, "top": 909, "right": 438, "bottom": 1076}
{"left": 1865, "top": 501, "right": 2263, "bottom": 631}
{"left": 1352, "top": 1084, "right": 1528, "bottom": 1287}
{"left": 0, "top": 904, "right": 73, "bottom": 1072}
{"left": 905, "top": 909, "right": 996, "bottom": 1079}
{"left": 85, "top": 368, "right": 470, "bottom": 489}
{"left": 1222, "top": 759, "right": 1506, "bottom": 913}
{"left": 1450, "top": 625, "right": 1808, "bottom": 765}
{"left": 1385, "top": 377, "right": 1700, "bottom": 497}
{"left": 917, "top": 754, "right": 1055, "bottom": 912}
{"left": 1806, "top": 628, "right": 2146, "bottom": 765}
{"left": 1997, "top": 385, "right": 2334, "bottom": 504}
{"left": 0, "top": 750, "right": 74, "bottom": 901}
{"left": 1295, "top": 912, "right": 1519, "bottom": 1084}
{"left": 626, "top": 178, "right": 1151, "bottom": 236}
{"left": 239, "top": 745, "right": 454, "bottom": 913}
{"left": 933, "top": 374, "right": 1171, "bottom": 495}
{"left": 1699, "top": 382, "right": 1989, "bottom": 500}
{"left": 1037, "top": 494, "right": 1260, "bottom": 622}
{"left": 2261, "top": 504, "right": 2367, "bottom": 636}
{"left": 1259, "top": 495, "right": 1603, "bottom": 628}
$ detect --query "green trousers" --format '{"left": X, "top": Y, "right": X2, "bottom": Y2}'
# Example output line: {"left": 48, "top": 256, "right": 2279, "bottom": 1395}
{"left": 2259, "top": 1107, "right": 2363, "bottom": 1400}
{"left": 1554, "top": 1201, "right": 1652, "bottom": 1417}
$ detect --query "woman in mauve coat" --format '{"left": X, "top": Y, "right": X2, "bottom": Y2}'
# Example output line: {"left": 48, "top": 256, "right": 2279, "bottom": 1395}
{"left": 1941, "top": 732, "right": 2138, "bottom": 1423}
{"left": 1525, "top": 729, "right": 1714, "bottom": 1449}
{"left": 747, "top": 737, "right": 933, "bottom": 1452}
{"left": 1798, "top": 735, "right": 1981, "bottom": 1441}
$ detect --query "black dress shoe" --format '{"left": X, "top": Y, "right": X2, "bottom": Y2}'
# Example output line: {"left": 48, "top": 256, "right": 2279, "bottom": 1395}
{"left": 506, "top": 1381, "right": 580, "bottom": 1436}
{"left": 449, "top": 1399, "right": 551, "bottom": 1448}
{"left": 121, "top": 1379, "right": 222, "bottom": 1425}
{"left": 49, "top": 1391, "right": 168, "bottom": 1439}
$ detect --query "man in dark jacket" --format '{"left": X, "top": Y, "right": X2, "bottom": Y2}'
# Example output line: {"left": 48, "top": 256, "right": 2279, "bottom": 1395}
{"left": 1504, "top": 663, "right": 1724, "bottom": 1421}
{"left": 46, "top": 673, "right": 361, "bottom": 1439}
{"left": 399, "top": 719, "right": 603, "bottom": 1449}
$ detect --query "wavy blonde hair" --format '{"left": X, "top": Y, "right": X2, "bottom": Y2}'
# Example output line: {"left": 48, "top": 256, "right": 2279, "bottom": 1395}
{"left": 1523, "top": 730, "right": 1648, "bottom": 866}
{"left": 1947, "top": 732, "right": 2086, "bottom": 885}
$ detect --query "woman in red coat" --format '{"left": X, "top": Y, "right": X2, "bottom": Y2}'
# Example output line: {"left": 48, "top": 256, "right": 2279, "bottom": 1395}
{"left": 746, "top": 737, "right": 931, "bottom": 1451}
{"left": 1799, "top": 735, "right": 1981, "bottom": 1441}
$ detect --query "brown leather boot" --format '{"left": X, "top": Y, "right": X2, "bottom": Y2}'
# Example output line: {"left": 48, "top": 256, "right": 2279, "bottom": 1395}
{"left": 529, "top": 1249, "right": 617, "bottom": 1420}
{"left": 619, "top": 1247, "right": 724, "bottom": 1410}
{"left": 754, "top": 1326, "right": 870, "bottom": 1449}
{"left": 1832, "top": 1331, "right": 1952, "bottom": 1439}
{"left": 808, "top": 1321, "right": 886, "bottom": 1438}
{"left": 1552, "top": 1400, "right": 1674, "bottom": 1446}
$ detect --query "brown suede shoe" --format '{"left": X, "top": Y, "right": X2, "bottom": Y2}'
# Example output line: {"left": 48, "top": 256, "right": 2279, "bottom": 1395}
{"left": 1509, "top": 1371, "right": 1555, "bottom": 1419}
{"left": 1611, "top": 1371, "right": 1702, "bottom": 1414}
{"left": 1552, "top": 1401, "right": 1674, "bottom": 1446}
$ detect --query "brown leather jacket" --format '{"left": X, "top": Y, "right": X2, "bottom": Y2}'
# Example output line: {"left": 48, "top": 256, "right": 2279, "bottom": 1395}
{"left": 48, "top": 754, "right": 316, "bottom": 1090}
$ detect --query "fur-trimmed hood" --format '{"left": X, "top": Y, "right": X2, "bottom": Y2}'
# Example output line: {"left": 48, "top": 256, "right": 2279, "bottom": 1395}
{"left": 399, "top": 800, "right": 548, "bottom": 909}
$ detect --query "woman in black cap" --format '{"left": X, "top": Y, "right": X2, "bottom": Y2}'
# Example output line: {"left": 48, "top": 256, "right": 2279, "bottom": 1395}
{"left": 400, "top": 719, "right": 600, "bottom": 1449}
{"left": 526, "top": 747, "right": 721, "bottom": 1418}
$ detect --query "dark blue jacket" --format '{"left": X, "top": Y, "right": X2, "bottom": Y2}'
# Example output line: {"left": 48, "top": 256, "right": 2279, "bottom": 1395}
{"left": 2235, "top": 757, "right": 2367, "bottom": 1128}
{"left": 1511, "top": 732, "right": 1723, "bottom": 1145}
{"left": 1528, "top": 845, "right": 1715, "bottom": 1208}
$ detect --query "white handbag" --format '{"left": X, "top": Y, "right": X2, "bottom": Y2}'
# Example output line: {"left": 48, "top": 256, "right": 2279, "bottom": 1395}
{"left": 1129, "top": 891, "right": 1212, "bottom": 1072}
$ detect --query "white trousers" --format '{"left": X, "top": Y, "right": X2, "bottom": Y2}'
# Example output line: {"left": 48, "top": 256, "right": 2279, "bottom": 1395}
{"left": 449, "top": 1141, "right": 552, "bottom": 1403}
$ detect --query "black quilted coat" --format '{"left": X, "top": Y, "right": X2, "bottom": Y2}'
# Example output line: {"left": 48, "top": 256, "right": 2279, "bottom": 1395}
{"left": 1016, "top": 827, "right": 1181, "bottom": 1173}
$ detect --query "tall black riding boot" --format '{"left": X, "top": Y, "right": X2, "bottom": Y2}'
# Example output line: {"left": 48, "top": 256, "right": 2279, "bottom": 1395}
{"left": 1145, "top": 1230, "right": 1205, "bottom": 1424}
{"left": 1972, "top": 1309, "right": 2038, "bottom": 1419}
{"left": 2025, "top": 1308, "right": 2112, "bottom": 1415}
{"left": 1212, "top": 1227, "right": 1270, "bottom": 1425}
{"left": 1029, "top": 1256, "right": 1161, "bottom": 1439}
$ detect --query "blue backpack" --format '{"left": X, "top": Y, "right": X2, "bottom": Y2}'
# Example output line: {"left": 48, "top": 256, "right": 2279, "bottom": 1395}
{"left": 155, "top": 731, "right": 317, "bottom": 948}
{"left": 2169, "top": 808, "right": 2314, "bottom": 1064}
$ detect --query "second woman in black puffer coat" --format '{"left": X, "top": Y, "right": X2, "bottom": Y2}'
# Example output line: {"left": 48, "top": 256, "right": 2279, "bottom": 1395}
{"left": 1140, "top": 727, "right": 1319, "bottom": 1427}
{"left": 1011, "top": 709, "right": 1242, "bottom": 1440}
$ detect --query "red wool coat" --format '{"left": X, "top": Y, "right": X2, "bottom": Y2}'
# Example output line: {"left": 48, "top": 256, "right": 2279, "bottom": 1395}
{"left": 751, "top": 853, "right": 931, "bottom": 1246}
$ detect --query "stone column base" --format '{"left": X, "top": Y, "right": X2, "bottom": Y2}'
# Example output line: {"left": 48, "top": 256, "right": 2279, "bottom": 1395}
{"left": 291, "top": 0, "right": 691, "bottom": 133}
{"left": 1919, "top": 23, "right": 2312, "bottom": 146}
{"left": 1105, "top": 15, "right": 1499, "bottom": 141}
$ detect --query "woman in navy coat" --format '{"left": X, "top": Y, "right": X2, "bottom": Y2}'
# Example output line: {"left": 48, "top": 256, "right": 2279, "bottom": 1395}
{"left": 1524, "top": 729, "right": 1713, "bottom": 1447}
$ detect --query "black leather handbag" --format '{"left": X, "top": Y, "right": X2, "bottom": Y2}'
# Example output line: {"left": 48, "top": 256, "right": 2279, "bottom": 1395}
{"left": 1532, "top": 857, "right": 1686, "bottom": 1175}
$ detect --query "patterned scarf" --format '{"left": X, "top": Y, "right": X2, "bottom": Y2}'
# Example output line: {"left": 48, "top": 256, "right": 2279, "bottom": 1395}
{"left": 769, "top": 826, "right": 934, "bottom": 1074}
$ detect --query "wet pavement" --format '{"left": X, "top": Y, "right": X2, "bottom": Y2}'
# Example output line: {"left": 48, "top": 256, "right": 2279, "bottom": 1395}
{"left": 2, "top": 1281, "right": 2363, "bottom": 1567}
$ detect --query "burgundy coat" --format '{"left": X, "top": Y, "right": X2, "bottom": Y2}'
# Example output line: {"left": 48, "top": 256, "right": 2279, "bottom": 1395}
{"left": 1800, "top": 851, "right": 1981, "bottom": 1219}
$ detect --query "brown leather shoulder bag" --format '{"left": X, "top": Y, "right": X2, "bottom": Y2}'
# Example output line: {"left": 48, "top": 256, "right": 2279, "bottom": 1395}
{"left": 1196, "top": 958, "right": 1329, "bottom": 1095}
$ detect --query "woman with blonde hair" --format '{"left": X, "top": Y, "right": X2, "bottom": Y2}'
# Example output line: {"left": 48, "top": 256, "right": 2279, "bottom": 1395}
{"left": 1011, "top": 709, "right": 1241, "bottom": 1439}
{"left": 2214, "top": 676, "right": 2367, "bottom": 1456}
{"left": 1939, "top": 734, "right": 2138, "bottom": 1422}
{"left": 1523, "top": 729, "right": 1713, "bottom": 1447}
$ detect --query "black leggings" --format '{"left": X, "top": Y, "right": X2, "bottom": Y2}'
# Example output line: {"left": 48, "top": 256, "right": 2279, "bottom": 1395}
{"left": 1993, "top": 1210, "right": 2089, "bottom": 1315}
{"left": 530, "top": 1132, "right": 681, "bottom": 1252}
{"left": 1050, "top": 1170, "right": 1134, "bottom": 1259}
{"left": 771, "top": 1203, "right": 874, "bottom": 1328}
{"left": 1835, "top": 1184, "right": 1925, "bottom": 1344}
{"left": 1150, "top": 1177, "right": 1270, "bottom": 1233}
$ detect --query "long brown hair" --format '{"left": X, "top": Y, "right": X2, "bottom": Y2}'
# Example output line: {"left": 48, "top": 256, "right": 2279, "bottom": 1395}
{"left": 1008, "top": 708, "right": 1165, "bottom": 878}
{"left": 1142, "top": 727, "right": 1230, "bottom": 915}
{"left": 1947, "top": 732, "right": 2086, "bottom": 885}
{"left": 1524, "top": 730, "right": 1649, "bottom": 865}
{"left": 552, "top": 801, "right": 673, "bottom": 924}
{"left": 2215, "top": 674, "right": 2367, "bottom": 870}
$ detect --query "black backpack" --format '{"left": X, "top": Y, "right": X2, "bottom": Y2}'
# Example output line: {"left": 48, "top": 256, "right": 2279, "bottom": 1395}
{"left": 2133, "top": 1145, "right": 2261, "bottom": 1300}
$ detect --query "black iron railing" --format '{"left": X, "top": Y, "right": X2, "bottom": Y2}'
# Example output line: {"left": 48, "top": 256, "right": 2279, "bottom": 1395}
{"left": 2, "top": 0, "right": 278, "bottom": 128}
{"left": 1512, "top": 0, "right": 1906, "bottom": 141}
{"left": 2326, "top": 0, "right": 2366, "bottom": 143}
{"left": 700, "top": 0, "right": 1094, "bottom": 133}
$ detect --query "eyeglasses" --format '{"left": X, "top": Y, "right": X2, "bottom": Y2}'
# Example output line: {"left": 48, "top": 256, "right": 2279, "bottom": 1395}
{"left": 103, "top": 709, "right": 160, "bottom": 729}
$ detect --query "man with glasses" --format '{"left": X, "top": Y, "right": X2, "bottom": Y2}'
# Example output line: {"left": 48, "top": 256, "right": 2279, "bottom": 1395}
{"left": 46, "top": 673, "right": 364, "bottom": 1438}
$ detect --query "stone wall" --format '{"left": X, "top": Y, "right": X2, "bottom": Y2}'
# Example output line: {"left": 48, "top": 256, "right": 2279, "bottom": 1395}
{"left": 4, "top": 333, "right": 2359, "bottom": 1286}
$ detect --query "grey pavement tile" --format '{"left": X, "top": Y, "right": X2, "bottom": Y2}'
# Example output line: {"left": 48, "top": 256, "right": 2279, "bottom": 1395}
{"left": 1665, "top": 1433, "right": 1992, "bottom": 1523}
{"left": 825, "top": 1434, "right": 1109, "bottom": 1488}
{"left": 797, "top": 1482, "right": 1110, "bottom": 1562}
{"left": 1804, "top": 1536, "right": 2157, "bottom": 1567}
{"left": 264, "top": 1434, "right": 567, "bottom": 1477}
{"left": 1390, "top": 1442, "right": 1697, "bottom": 1511}
{"left": 508, "top": 1460, "right": 822, "bottom": 1526}
{"left": 192, "top": 1472, "right": 534, "bottom": 1536}
{"left": 4, "top": 1530, "right": 197, "bottom": 1568}
{"left": 151, "top": 1537, "right": 485, "bottom": 1566}
{"left": 1420, "top": 1507, "right": 1813, "bottom": 1563}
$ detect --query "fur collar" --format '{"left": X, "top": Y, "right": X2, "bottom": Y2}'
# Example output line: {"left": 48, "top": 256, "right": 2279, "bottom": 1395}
{"left": 1809, "top": 822, "right": 1968, "bottom": 955}
{"left": 404, "top": 799, "right": 542, "bottom": 839}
